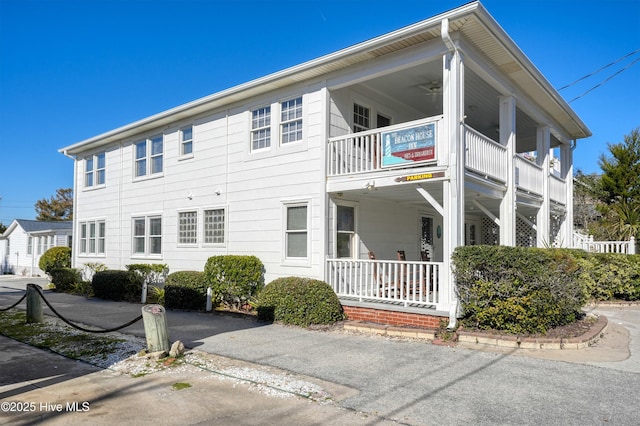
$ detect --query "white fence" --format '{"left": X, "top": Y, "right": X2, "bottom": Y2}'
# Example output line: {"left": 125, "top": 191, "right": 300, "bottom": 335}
{"left": 573, "top": 233, "right": 636, "bottom": 254}
{"left": 515, "top": 155, "right": 543, "bottom": 196}
{"left": 326, "top": 258, "right": 441, "bottom": 308}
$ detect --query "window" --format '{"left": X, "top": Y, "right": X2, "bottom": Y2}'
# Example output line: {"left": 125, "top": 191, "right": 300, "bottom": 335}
{"left": 281, "top": 97, "right": 302, "bottom": 144}
{"left": 251, "top": 106, "right": 271, "bottom": 151}
{"left": 48, "top": 235, "right": 54, "bottom": 250}
{"left": 353, "top": 103, "right": 370, "bottom": 132}
{"left": 180, "top": 126, "right": 193, "bottom": 157}
{"left": 204, "top": 208, "right": 225, "bottom": 244}
{"left": 79, "top": 220, "right": 105, "bottom": 255}
{"left": 133, "top": 216, "right": 162, "bottom": 256}
{"left": 178, "top": 211, "right": 198, "bottom": 244}
{"left": 27, "top": 236, "right": 33, "bottom": 255}
{"left": 135, "top": 136, "right": 163, "bottom": 178}
{"left": 285, "top": 204, "right": 308, "bottom": 258}
{"left": 85, "top": 153, "right": 106, "bottom": 187}
{"left": 336, "top": 205, "right": 355, "bottom": 258}
{"left": 38, "top": 236, "right": 44, "bottom": 255}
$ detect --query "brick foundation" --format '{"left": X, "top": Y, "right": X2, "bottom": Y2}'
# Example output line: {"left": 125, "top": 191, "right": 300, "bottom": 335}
{"left": 342, "top": 305, "right": 443, "bottom": 329}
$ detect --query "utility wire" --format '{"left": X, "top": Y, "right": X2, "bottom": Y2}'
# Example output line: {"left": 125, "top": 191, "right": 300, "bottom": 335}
{"left": 559, "top": 48, "right": 640, "bottom": 91}
{"left": 568, "top": 56, "right": 640, "bottom": 103}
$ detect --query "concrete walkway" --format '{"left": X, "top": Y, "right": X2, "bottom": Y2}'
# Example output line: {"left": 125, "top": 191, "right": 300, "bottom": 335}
{"left": 1, "top": 276, "right": 639, "bottom": 425}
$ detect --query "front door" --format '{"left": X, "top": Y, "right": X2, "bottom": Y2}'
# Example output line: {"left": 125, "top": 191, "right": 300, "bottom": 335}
{"left": 420, "top": 215, "right": 434, "bottom": 261}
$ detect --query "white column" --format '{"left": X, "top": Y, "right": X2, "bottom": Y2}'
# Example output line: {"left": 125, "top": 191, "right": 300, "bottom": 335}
{"left": 561, "top": 143, "right": 574, "bottom": 246}
{"left": 536, "top": 125, "right": 551, "bottom": 246}
{"left": 440, "top": 47, "right": 465, "bottom": 314}
{"left": 499, "top": 95, "right": 516, "bottom": 246}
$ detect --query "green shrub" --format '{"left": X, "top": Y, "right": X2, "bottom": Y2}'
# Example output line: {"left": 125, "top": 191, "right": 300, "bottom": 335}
{"left": 49, "top": 267, "right": 81, "bottom": 293}
{"left": 92, "top": 270, "right": 143, "bottom": 302}
{"left": 126, "top": 263, "right": 168, "bottom": 284}
{"left": 204, "top": 256, "right": 264, "bottom": 309}
{"left": 256, "top": 277, "right": 344, "bottom": 327}
{"left": 452, "top": 246, "right": 586, "bottom": 334}
{"left": 579, "top": 253, "right": 640, "bottom": 301}
{"left": 39, "top": 246, "right": 71, "bottom": 274}
{"left": 164, "top": 271, "right": 208, "bottom": 310}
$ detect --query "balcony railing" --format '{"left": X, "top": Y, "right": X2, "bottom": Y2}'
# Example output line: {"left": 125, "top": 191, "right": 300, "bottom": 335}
{"left": 549, "top": 174, "right": 566, "bottom": 205}
{"left": 464, "top": 125, "right": 507, "bottom": 182}
{"left": 515, "top": 155, "right": 543, "bottom": 196}
{"left": 327, "top": 117, "right": 441, "bottom": 177}
{"left": 326, "top": 258, "right": 441, "bottom": 308}
{"left": 327, "top": 120, "right": 566, "bottom": 206}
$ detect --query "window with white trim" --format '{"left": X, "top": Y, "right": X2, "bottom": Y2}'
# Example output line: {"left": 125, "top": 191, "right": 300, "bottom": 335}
{"left": 27, "top": 236, "right": 33, "bottom": 255}
{"left": 204, "top": 208, "right": 225, "bottom": 244}
{"left": 133, "top": 216, "right": 162, "bottom": 256}
{"left": 280, "top": 97, "right": 302, "bottom": 144}
{"left": 38, "top": 237, "right": 44, "bottom": 255}
{"left": 353, "top": 103, "right": 370, "bottom": 133}
{"left": 336, "top": 205, "right": 355, "bottom": 258}
{"left": 78, "top": 220, "right": 105, "bottom": 255}
{"left": 178, "top": 211, "right": 198, "bottom": 245}
{"left": 251, "top": 106, "right": 271, "bottom": 151}
{"left": 285, "top": 203, "right": 308, "bottom": 258}
{"left": 180, "top": 126, "right": 193, "bottom": 157}
{"left": 48, "top": 235, "right": 54, "bottom": 250}
{"left": 85, "top": 153, "right": 106, "bottom": 187}
{"left": 134, "top": 135, "right": 163, "bottom": 178}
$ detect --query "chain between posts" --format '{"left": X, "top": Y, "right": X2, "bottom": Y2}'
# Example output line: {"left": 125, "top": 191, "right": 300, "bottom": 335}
{"left": 2, "top": 284, "right": 143, "bottom": 334}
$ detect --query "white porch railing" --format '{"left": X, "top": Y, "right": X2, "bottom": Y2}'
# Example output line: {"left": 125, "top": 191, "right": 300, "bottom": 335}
{"left": 573, "top": 233, "right": 636, "bottom": 254}
{"left": 326, "top": 258, "right": 441, "bottom": 308}
{"left": 327, "top": 117, "right": 441, "bottom": 177}
{"left": 464, "top": 125, "right": 507, "bottom": 182}
{"left": 549, "top": 174, "right": 567, "bottom": 205}
{"left": 515, "top": 155, "right": 543, "bottom": 195}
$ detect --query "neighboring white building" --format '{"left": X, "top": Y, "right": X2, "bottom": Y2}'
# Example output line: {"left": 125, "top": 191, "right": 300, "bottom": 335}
{"left": 0, "top": 219, "right": 73, "bottom": 276}
{"left": 60, "top": 2, "right": 590, "bottom": 326}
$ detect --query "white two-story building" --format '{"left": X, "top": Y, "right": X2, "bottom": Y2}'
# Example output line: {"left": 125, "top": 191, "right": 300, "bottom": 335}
{"left": 60, "top": 2, "right": 590, "bottom": 327}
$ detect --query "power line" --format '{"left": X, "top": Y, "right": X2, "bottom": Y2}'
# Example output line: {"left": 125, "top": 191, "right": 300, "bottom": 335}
{"left": 559, "top": 48, "right": 640, "bottom": 91}
{"left": 568, "top": 56, "right": 640, "bottom": 103}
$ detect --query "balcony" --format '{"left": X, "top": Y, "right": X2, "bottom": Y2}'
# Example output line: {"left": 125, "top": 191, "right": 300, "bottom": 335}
{"left": 327, "top": 118, "right": 567, "bottom": 206}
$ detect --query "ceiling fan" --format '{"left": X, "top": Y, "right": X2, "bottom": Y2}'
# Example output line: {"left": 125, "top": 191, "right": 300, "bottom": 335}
{"left": 416, "top": 80, "right": 442, "bottom": 102}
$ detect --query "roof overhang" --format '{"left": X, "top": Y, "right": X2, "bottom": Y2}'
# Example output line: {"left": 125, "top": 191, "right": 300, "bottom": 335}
{"left": 60, "top": 1, "right": 590, "bottom": 156}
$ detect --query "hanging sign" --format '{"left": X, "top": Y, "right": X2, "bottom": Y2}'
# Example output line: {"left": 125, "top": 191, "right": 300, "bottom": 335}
{"left": 382, "top": 123, "right": 436, "bottom": 167}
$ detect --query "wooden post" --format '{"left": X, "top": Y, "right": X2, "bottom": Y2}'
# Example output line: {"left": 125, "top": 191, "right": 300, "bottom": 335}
{"left": 26, "top": 283, "right": 44, "bottom": 324}
{"left": 141, "top": 304, "right": 170, "bottom": 353}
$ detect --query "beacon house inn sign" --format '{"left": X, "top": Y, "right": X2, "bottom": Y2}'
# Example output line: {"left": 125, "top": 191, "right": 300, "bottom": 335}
{"left": 382, "top": 122, "right": 436, "bottom": 168}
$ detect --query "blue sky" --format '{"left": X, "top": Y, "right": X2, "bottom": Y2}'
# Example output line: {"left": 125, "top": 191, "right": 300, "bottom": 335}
{"left": 0, "top": 0, "right": 639, "bottom": 225}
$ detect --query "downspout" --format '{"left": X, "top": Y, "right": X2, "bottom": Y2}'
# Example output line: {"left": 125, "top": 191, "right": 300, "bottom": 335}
{"left": 62, "top": 150, "right": 78, "bottom": 272}
{"left": 441, "top": 18, "right": 461, "bottom": 330}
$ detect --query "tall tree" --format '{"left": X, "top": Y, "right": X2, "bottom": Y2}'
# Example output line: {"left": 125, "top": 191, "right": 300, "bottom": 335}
{"left": 35, "top": 188, "right": 73, "bottom": 221}
{"left": 599, "top": 127, "right": 640, "bottom": 205}
{"left": 596, "top": 127, "right": 640, "bottom": 241}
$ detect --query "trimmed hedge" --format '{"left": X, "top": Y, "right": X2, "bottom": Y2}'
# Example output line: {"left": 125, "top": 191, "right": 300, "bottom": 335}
{"left": 92, "top": 270, "right": 143, "bottom": 302}
{"left": 256, "top": 277, "right": 344, "bottom": 327}
{"left": 452, "top": 246, "right": 586, "bottom": 334}
{"left": 164, "top": 271, "right": 208, "bottom": 310}
{"left": 204, "top": 255, "right": 264, "bottom": 309}
{"left": 39, "top": 246, "right": 71, "bottom": 274}
{"left": 577, "top": 253, "right": 640, "bottom": 301}
{"left": 49, "top": 267, "right": 81, "bottom": 293}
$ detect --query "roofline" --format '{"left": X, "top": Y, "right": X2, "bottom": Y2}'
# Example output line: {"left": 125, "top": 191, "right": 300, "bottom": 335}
{"left": 59, "top": 2, "right": 480, "bottom": 155}
{"left": 59, "top": 1, "right": 589, "bottom": 155}
{"left": 471, "top": 3, "right": 591, "bottom": 138}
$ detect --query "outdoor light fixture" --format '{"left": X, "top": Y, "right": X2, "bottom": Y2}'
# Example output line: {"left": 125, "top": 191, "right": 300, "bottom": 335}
{"left": 365, "top": 181, "right": 376, "bottom": 191}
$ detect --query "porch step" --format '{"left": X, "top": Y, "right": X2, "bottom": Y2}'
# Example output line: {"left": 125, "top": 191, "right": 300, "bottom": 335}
{"left": 343, "top": 320, "right": 436, "bottom": 341}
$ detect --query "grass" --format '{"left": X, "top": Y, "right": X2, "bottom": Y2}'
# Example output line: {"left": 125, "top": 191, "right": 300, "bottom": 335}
{"left": 0, "top": 309, "right": 143, "bottom": 368}
{"left": 172, "top": 382, "right": 192, "bottom": 390}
